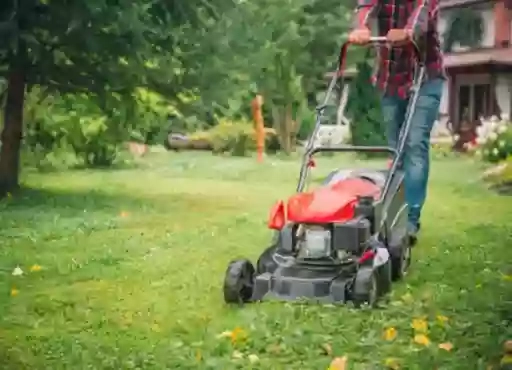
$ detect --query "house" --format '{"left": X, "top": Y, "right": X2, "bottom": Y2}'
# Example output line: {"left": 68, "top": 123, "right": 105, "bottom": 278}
{"left": 439, "top": 0, "right": 512, "bottom": 130}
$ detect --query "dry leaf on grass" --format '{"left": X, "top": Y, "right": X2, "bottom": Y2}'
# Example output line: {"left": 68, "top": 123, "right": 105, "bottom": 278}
{"left": 438, "top": 342, "right": 454, "bottom": 351}
{"left": 10, "top": 287, "right": 19, "bottom": 297}
{"left": 384, "top": 357, "right": 400, "bottom": 369}
{"left": 328, "top": 356, "right": 348, "bottom": 370}
{"left": 384, "top": 327, "right": 398, "bottom": 341}
{"left": 321, "top": 343, "right": 333, "bottom": 356}
{"left": 411, "top": 318, "right": 428, "bottom": 333}
{"left": 30, "top": 264, "right": 42, "bottom": 272}
{"left": 413, "top": 334, "right": 431, "bottom": 346}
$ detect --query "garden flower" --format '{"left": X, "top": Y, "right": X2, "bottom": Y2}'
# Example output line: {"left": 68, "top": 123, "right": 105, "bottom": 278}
{"left": 12, "top": 266, "right": 23, "bottom": 276}
{"left": 499, "top": 140, "right": 506, "bottom": 148}
{"left": 493, "top": 148, "right": 499, "bottom": 156}
{"left": 248, "top": 354, "right": 259, "bottom": 363}
{"left": 489, "top": 132, "right": 498, "bottom": 141}
{"left": 10, "top": 287, "right": 19, "bottom": 296}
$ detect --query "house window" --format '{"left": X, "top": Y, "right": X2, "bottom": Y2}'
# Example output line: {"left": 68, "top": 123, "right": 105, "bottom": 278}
{"left": 457, "top": 83, "right": 493, "bottom": 127}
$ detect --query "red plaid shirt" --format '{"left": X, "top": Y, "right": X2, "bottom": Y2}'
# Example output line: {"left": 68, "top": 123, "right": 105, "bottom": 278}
{"left": 353, "top": 0, "right": 445, "bottom": 98}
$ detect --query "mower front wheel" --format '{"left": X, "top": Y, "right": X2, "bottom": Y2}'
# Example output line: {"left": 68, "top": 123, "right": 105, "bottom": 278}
{"left": 223, "top": 259, "right": 255, "bottom": 304}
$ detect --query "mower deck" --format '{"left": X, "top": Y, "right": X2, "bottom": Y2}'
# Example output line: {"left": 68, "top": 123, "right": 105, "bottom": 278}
{"left": 252, "top": 264, "right": 356, "bottom": 303}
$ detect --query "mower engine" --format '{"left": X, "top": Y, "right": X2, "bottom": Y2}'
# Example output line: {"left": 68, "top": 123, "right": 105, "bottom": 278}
{"left": 296, "top": 217, "right": 372, "bottom": 263}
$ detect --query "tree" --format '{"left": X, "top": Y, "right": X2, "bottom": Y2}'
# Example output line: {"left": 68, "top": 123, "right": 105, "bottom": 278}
{"left": 0, "top": 0, "right": 233, "bottom": 195}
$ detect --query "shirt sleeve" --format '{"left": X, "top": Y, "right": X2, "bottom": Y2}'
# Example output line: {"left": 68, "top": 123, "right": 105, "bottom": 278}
{"left": 352, "top": 0, "right": 378, "bottom": 29}
{"left": 405, "top": 0, "right": 438, "bottom": 41}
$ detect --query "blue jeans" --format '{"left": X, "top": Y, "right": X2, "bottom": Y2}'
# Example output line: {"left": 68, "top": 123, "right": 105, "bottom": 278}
{"left": 381, "top": 78, "right": 444, "bottom": 229}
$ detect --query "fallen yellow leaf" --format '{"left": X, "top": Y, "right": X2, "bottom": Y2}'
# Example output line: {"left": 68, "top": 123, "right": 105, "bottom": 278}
{"left": 328, "top": 356, "right": 348, "bottom": 370}
{"left": 502, "top": 274, "right": 512, "bottom": 282}
{"left": 10, "top": 287, "right": 19, "bottom": 297}
{"left": 436, "top": 315, "right": 449, "bottom": 325}
{"left": 384, "top": 327, "right": 398, "bottom": 341}
{"left": 29, "top": 264, "right": 42, "bottom": 272}
{"left": 230, "top": 326, "right": 247, "bottom": 344}
{"left": 384, "top": 357, "right": 400, "bottom": 369}
{"left": 438, "top": 342, "right": 454, "bottom": 351}
{"left": 411, "top": 318, "right": 428, "bottom": 333}
{"left": 413, "top": 334, "right": 431, "bottom": 346}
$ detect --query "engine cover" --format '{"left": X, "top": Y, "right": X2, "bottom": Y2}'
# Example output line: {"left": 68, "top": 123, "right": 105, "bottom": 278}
{"left": 331, "top": 217, "right": 371, "bottom": 254}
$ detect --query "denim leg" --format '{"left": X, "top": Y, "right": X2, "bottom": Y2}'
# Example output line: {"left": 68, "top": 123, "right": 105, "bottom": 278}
{"left": 381, "top": 96, "right": 408, "bottom": 151}
{"left": 403, "top": 78, "right": 444, "bottom": 227}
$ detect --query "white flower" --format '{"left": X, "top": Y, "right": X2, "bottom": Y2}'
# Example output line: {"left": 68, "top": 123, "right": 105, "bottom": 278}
{"left": 492, "top": 147, "right": 499, "bottom": 156}
{"left": 498, "top": 140, "right": 506, "bottom": 148}
{"left": 498, "top": 124, "right": 508, "bottom": 134}
{"left": 453, "top": 134, "right": 460, "bottom": 141}
{"left": 489, "top": 132, "right": 498, "bottom": 141}
{"left": 12, "top": 266, "right": 23, "bottom": 276}
{"left": 248, "top": 354, "right": 259, "bottom": 363}
{"left": 476, "top": 136, "right": 486, "bottom": 145}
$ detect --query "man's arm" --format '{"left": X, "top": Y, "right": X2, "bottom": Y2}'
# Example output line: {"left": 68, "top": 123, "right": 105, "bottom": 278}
{"left": 405, "top": 0, "right": 439, "bottom": 41}
{"left": 352, "top": 0, "right": 378, "bottom": 29}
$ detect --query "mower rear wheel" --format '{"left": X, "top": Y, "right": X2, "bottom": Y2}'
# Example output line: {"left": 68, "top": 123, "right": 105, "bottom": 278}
{"left": 223, "top": 259, "right": 255, "bottom": 304}
{"left": 391, "top": 240, "right": 412, "bottom": 281}
{"left": 352, "top": 268, "right": 378, "bottom": 308}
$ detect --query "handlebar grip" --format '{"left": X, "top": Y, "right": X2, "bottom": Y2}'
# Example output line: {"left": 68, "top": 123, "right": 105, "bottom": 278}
{"left": 337, "top": 38, "right": 423, "bottom": 77}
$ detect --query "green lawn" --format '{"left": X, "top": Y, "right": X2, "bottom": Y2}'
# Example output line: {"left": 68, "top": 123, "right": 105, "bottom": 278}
{"left": 1, "top": 151, "right": 511, "bottom": 370}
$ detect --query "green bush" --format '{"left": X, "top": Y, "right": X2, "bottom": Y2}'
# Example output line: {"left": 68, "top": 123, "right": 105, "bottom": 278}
{"left": 189, "top": 119, "right": 279, "bottom": 156}
{"left": 346, "top": 59, "right": 387, "bottom": 156}
{"left": 479, "top": 122, "right": 512, "bottom": 163}
{"left": 23, "top": 87, "right": 179, "bottom": 170}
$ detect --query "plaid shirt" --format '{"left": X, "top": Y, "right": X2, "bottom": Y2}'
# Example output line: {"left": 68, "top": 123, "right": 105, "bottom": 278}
{"left": 353, "top": 0, "right": 445, "bottom": 98}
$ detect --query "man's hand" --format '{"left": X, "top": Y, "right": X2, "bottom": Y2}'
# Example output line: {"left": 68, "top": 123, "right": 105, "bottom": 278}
{"left": 386, "top": 28, "right": 413, "bottom": 45}
{"left": 348, "top": 28, "right": 371, "bottom": 45}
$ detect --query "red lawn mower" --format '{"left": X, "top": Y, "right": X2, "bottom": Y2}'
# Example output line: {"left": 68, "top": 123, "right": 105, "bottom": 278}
{"left": 223, "top": 38, "right": 424, "bottom": 307}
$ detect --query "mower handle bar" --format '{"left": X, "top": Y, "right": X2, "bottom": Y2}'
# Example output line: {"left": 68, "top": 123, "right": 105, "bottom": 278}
{"left": 337, "top": 37, "right": 423, "bottom": 78}
{"left": 309, "top": 145, "right": 398, "bottom": 157}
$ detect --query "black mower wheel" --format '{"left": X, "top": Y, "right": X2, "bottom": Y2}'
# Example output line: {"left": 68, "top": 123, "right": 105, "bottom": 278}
{"left": 352, "top": 268, "right": 379, "bottom": 308}
{"left": 223, "top": 259, "right": 255, "bottom": 304}
{"left": 391, "top": 240, "right": 412, "bottom": 281}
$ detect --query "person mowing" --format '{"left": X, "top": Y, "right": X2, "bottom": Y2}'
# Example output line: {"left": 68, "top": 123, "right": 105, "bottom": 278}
{"left": 348, "top": 0, "right": 445, "bottom": 245}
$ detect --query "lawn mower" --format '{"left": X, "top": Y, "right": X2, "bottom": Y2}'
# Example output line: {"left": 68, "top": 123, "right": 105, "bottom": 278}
{"left": 223, "top": 37, "right": 424, "bottom": 307}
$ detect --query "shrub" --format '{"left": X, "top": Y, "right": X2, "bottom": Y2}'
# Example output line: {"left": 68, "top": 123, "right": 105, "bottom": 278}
{"left": 189, "top": 119, "right": 279, "bottom": 156}
{"left": 477, "top": 119, "right": 512, "bottom": 163}
{"left": 346, "top": 59, "right": 387, "bottom": 156}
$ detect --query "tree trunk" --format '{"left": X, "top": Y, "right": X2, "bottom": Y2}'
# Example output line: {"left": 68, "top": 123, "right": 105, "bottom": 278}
{"left": 0, "top": 42, "right": 27, "bottom": 197}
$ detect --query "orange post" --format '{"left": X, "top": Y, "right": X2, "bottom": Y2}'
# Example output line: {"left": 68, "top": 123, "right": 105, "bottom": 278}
{"left": 251, "top": 95, "right": 265, "bottom": 162}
